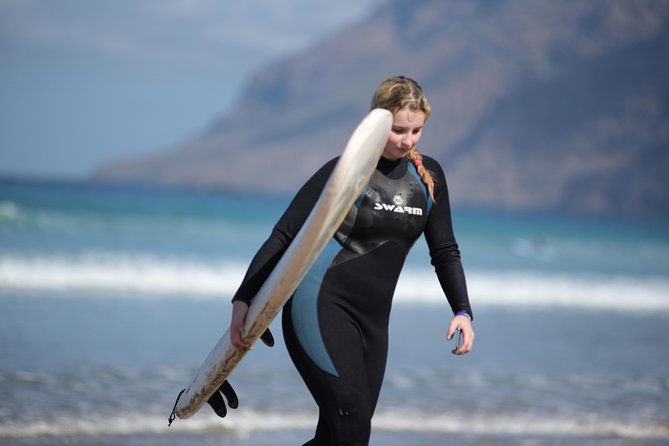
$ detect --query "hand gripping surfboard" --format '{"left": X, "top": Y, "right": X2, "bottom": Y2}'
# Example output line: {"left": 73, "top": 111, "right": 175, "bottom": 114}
{"left": 171, "top": 108, "right": 392, "bottom": 421}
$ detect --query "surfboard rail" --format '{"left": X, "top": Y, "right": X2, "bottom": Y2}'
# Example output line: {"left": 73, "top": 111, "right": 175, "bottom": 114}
{"left": 173, "top": 108, "right": 392, "bottom": 420}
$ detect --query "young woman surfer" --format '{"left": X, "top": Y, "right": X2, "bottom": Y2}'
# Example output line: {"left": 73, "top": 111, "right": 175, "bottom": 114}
{"left": 223, "top": 75, "right": 474, "bottom": 445}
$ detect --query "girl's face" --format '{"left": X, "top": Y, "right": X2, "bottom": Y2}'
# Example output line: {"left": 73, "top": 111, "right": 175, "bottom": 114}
{"left": 381, "top": 108, "right": 426, "bottom": 160}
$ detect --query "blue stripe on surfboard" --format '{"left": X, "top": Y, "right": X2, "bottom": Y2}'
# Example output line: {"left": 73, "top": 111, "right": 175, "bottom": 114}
{"left": 291, "top": 238, "right": 341, "bottom": 377}
{"left": 354, "top": 186, "right": 367, "bottom": 208}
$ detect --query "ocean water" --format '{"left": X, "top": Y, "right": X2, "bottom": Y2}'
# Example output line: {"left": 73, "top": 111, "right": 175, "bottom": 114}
{"left": 1, "top": 178, "right": 668, "bottom": 446}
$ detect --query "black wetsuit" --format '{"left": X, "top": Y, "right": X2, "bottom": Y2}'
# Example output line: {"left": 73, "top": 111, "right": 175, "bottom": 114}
{"left": 233, "top": 155, "right": 472, "bottom": 445}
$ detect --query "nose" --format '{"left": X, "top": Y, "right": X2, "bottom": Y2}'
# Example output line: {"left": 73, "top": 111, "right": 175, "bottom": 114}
{"left": 401, "top": 134, "right": 414, "bottom": 148}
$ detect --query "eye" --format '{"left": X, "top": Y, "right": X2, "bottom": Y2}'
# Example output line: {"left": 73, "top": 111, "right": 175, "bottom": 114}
{"left": 412, "top": 127, "right": 423, "bottom": 135}
{"left": 392, "top": 127, "right": 406, "bottom": 134}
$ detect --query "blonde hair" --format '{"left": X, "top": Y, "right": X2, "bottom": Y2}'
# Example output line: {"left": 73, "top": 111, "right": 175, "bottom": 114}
{"left": 371, "top": 76, "right": 436, "bottom": 203}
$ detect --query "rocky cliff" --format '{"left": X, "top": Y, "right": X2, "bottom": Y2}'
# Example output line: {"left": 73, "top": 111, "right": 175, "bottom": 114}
{"left": 93, "top": 0, "right": 669, "bottom": 217}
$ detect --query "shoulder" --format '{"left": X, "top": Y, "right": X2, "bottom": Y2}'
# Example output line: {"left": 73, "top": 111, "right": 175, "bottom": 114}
{"left": 419, "top": 153, "right": 451, "bottom": 201}
{"left": 319, "top": 157, "right": 340, "bottom": 174}
{"left": 420, "top": 154, "right": 446, "bottom": 180}
{"left": 295, "top": 157, "right": 340, "bottom": 197}
{"left": 308, "top": 157, "right": 339, "bottom": 184}
{"left": 420, "top": 154, "right": 441, "bottom": 169}
{"left": 277, "top": 157, "right": 341, "bottom": 229}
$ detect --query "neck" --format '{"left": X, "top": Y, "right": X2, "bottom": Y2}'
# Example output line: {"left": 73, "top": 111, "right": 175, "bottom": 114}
{"left": 377, "top": 156, "right": 407, "bottom": 178}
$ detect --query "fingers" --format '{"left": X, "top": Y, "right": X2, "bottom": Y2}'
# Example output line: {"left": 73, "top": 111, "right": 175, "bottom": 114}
{"left": 447, "top": 315, "right": 464, "bottom": 340}
{"left": 452, "top": 328, "right": 474, "bottom": 355}
{"left": 230, "top": 324, "right": 252, "bottom": 351}
{"left": 231, "top": 325, "right": 274, "bottom": 351}
{"left": 448, "top": 315, "right": 474, "bottom": 355}
{"left": 453, "top": 326, "right": 474, "bottom": 355}
{"left": 230, "top": 301, "right": 252, "bottom": 351}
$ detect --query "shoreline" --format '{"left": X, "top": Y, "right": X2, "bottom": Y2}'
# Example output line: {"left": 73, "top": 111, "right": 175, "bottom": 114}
{"left": 1, "top": 431, "right": 668, "bottom": 446}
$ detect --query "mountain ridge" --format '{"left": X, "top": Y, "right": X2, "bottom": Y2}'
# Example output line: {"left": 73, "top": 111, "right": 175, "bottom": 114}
{"left": 93, "top": 0, "right": 669, "bottom": 217}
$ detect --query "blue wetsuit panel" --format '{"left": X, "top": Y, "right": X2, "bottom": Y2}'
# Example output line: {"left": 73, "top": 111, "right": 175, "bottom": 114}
{"left": 291, "top": 238, "right": 341, "bottom": 376}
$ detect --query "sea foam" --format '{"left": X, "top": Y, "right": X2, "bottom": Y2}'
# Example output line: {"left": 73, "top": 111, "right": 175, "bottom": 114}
{"left": 1, "top": 408, "right": 667, "bottom": 440}
{"left": 1, "top": 251, "right": 668, "bottom": 313}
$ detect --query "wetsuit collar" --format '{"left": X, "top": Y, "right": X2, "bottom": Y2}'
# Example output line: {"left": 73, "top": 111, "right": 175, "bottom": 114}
{"left": 377, "top": 156, "right": 407, "bottom": 179}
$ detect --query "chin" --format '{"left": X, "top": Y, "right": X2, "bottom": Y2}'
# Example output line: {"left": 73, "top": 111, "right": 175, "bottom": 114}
{"left": 383, "top": 149, "right": 408, "bottom": 160}
{"left": 382, "top": 154, "right": 402, "bottom": 161}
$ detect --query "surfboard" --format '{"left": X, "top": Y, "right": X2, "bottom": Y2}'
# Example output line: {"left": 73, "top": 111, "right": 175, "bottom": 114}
{"left": 171, "top": 108, "right": 393, "bottom": 421}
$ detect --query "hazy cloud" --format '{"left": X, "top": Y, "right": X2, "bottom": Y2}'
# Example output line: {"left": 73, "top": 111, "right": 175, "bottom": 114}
{"left": 1, "top": 0, "right": 383, "bottom": 63}
{"left": 0, "top": 0, "right": 382, "bottom": 177}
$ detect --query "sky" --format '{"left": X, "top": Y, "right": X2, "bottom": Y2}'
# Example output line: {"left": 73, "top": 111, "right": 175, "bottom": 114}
{"left": 0, "top": 0, "right": 382, "bottom": 179}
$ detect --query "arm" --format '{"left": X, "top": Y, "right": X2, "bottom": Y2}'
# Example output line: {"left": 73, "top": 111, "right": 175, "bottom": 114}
{"left": 229, "top": 158, "right": 338, "bottom": 349}
{"left": 422, "top": 156, "right": 474, "bottom": 355}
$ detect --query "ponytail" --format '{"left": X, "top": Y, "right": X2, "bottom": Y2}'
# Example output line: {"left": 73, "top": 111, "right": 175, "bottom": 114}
{"left": 406, "top": 147, "right": 436, "bottom": 204}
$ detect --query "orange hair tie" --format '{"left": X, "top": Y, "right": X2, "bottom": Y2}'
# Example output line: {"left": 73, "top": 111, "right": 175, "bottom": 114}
{"left": 414, "top": 159, "right": 423, "bottom": 167}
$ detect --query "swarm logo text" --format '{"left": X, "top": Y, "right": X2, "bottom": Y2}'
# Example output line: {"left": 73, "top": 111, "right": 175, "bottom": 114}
{"left": 373, "top": 193, "right": 423, "bottom": 216}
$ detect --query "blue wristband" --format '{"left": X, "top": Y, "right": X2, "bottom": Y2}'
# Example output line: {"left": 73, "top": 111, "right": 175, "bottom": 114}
{"left": 455, "top": 311, "right": 472, "bottom": 321}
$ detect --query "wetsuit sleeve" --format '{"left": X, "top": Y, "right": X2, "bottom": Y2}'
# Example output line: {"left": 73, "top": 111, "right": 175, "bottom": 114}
{"left": 422, "top": 156, "right": 473, "bottom": 320}
{"left": 231, "top": 158, "right": 339, "bottom": 304}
